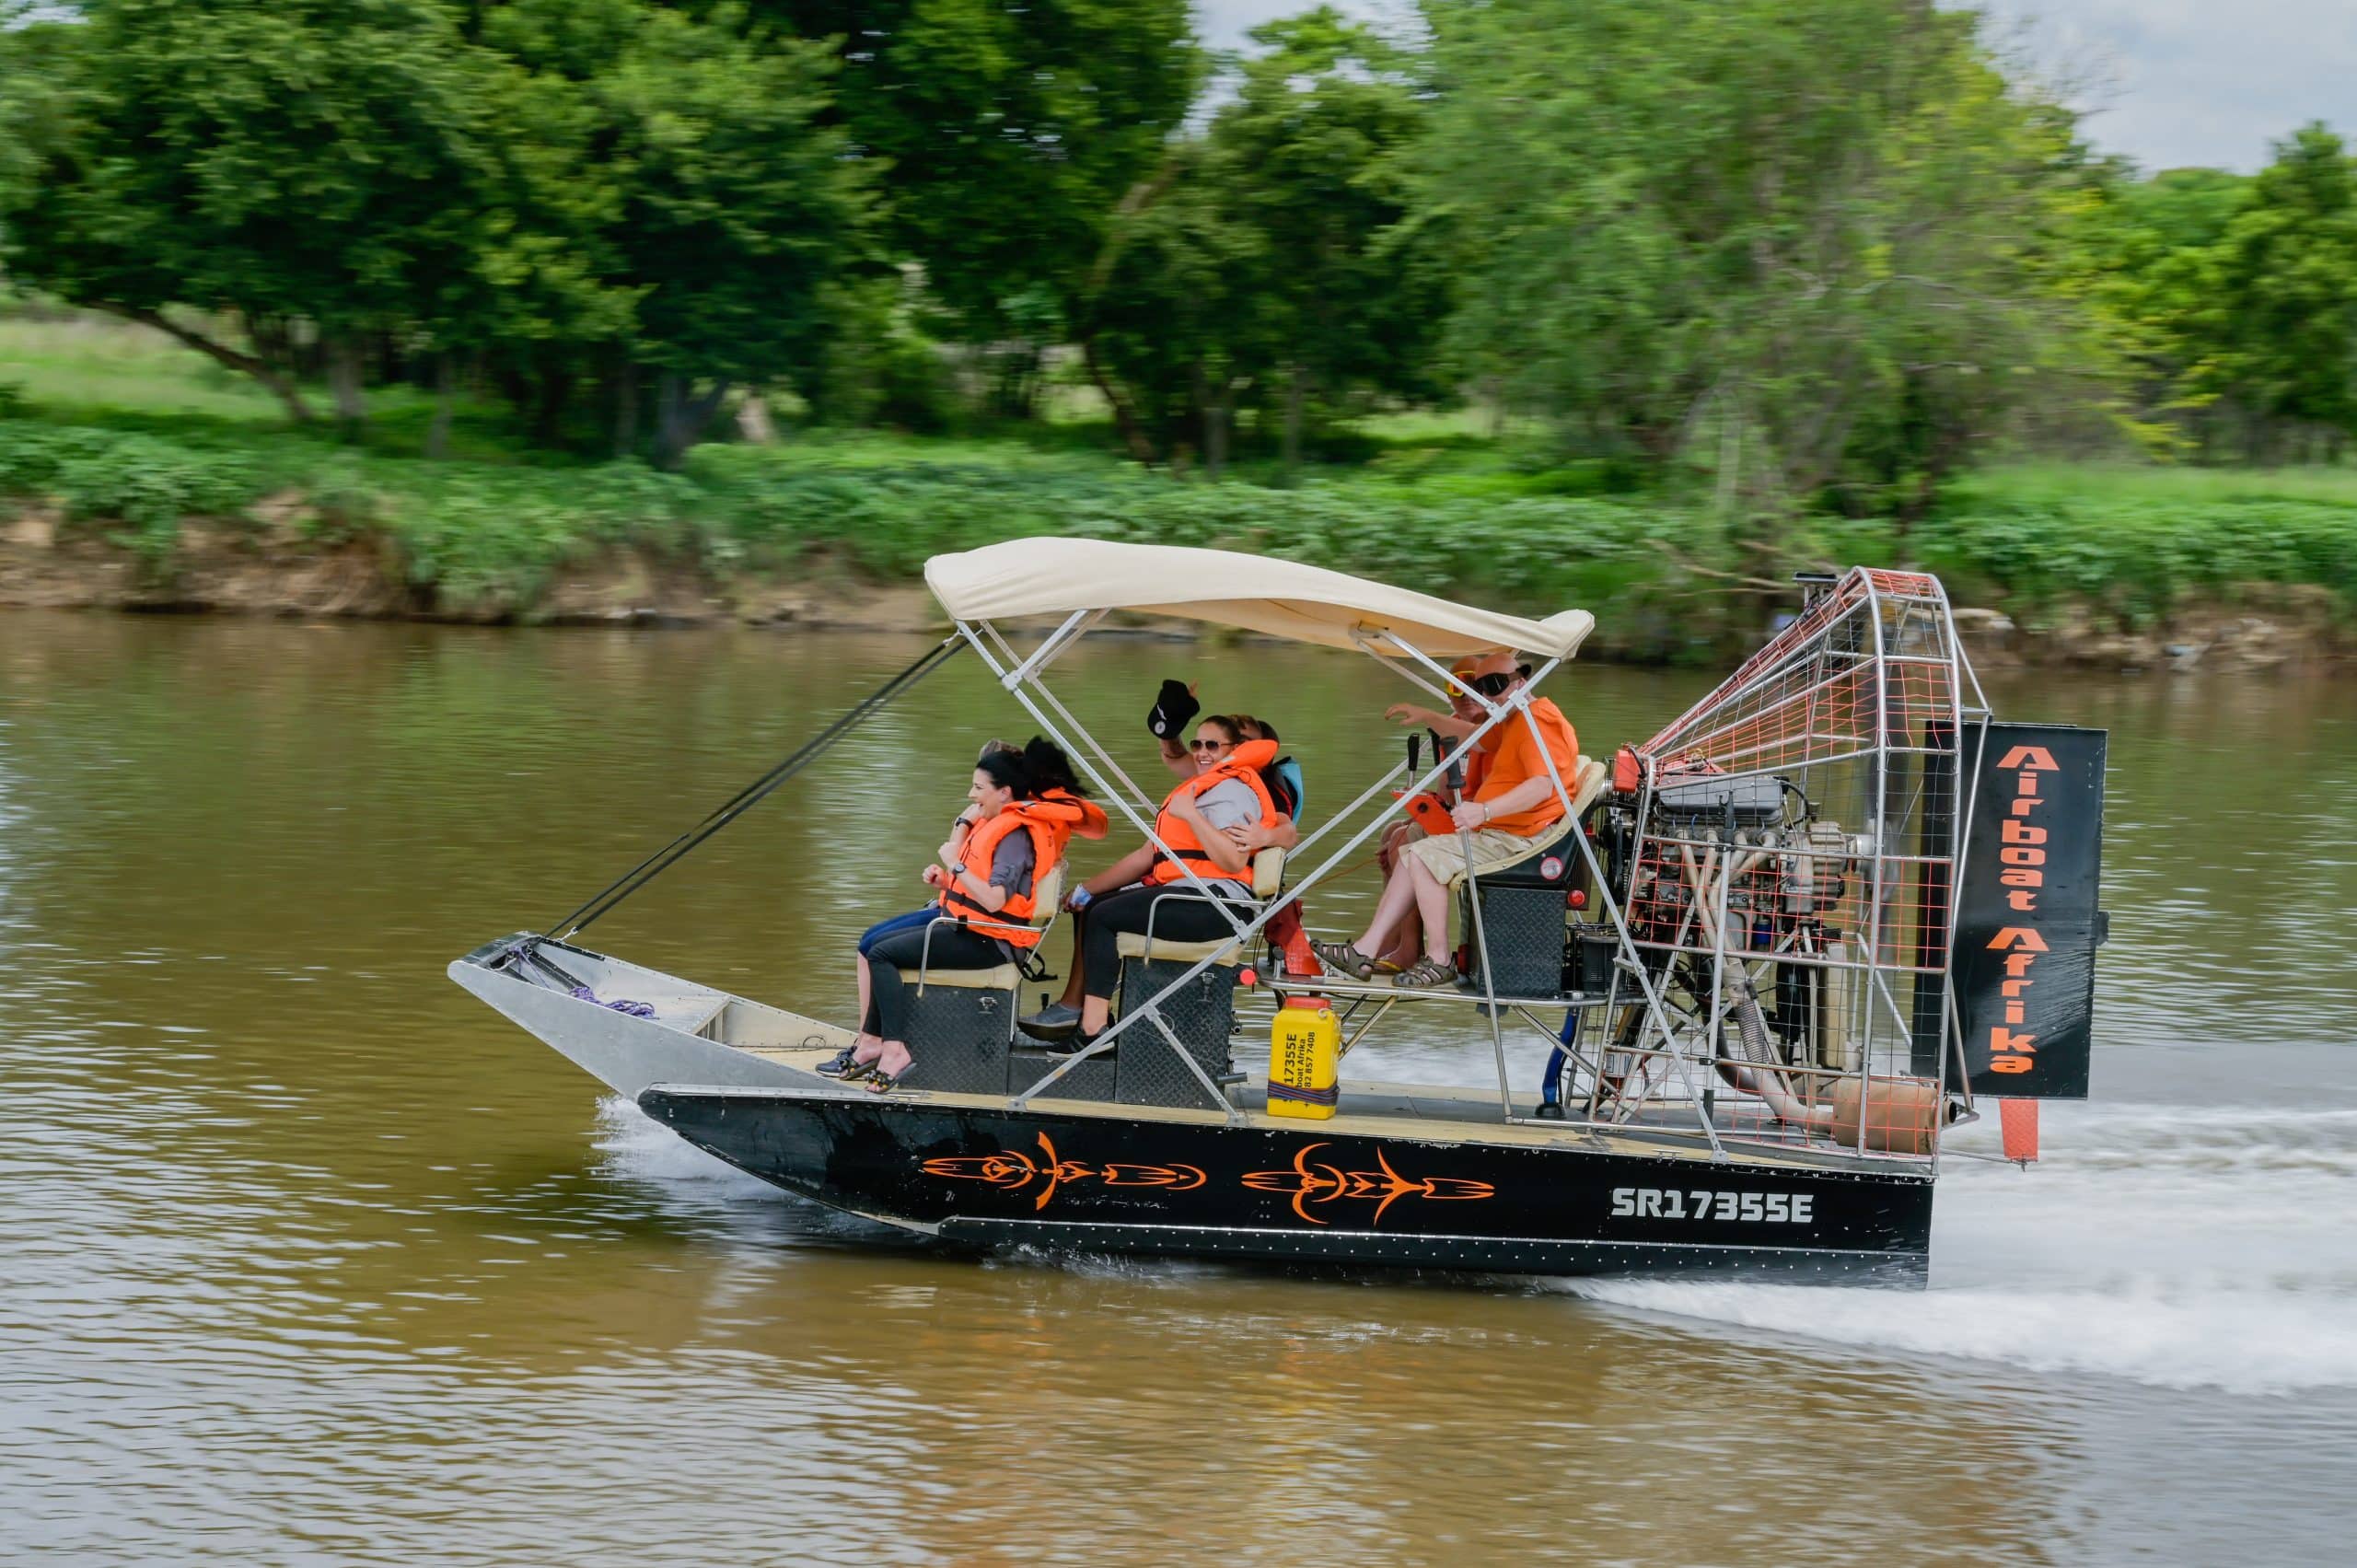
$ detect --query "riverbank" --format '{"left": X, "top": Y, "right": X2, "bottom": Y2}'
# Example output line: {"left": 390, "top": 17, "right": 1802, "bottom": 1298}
{"left": 3, "top": 418, "right": 2352, "bottom": 668}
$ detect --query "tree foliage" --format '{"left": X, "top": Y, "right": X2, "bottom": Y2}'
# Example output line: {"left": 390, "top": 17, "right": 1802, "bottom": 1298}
{"left": 1419, "top": 0, "right": 2106, "bottom": 517}
{"left": 541, "top": 3, "right": 874, "bottom": 454}
{"left": 6, "top": 0, "right": 516, "bottom": 422}
{"left": 0, "top": 0, "right": 2351, "bottom": 495}
{"left": 748, "top": 0, "right": 1202, "bottom": 347}
{"left": 2075, "top": 128, "right": 2357, "bottom": 462}
{"left": 2189, "top": 125, "right": 2357, "bottom": 456}
{"left": 2, "top": 0, "right": 871, "bottom": 459}
{"left": 1085, "top": 7, "right": 1444, "bottom": 471}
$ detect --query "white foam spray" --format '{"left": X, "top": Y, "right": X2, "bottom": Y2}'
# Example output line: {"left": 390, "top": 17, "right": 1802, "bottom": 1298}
{"left": 592, "top": 1096, "right": 784, "bottom": 1194}
{"left": 1570, "top": 1100, "right": 2357, "bottom": 1397}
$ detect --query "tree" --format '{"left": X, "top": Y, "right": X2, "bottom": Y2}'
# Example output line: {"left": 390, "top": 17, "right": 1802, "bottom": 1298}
{"left": 467, "top": 2, "right": 877, "bottom": 461}
{"left": 1213, "top": 8, "right": 1446, "bottom": 475}
{"left": 2071, "top": 165, "right": 2251, "bottom": 455}
{"left": 2, "top": 0, "right": 517, "bottom": 430}
{"left": 2190, "top": 124, "right": 2357, "bottom": 459}
{"left": 1417, "top": 0, "right": 2104, "bottom": 519}
{"left": 747, "top": 0, "right": 1202, "bottom": 380}
{"left": 581, "top": 5, "right": 876, "bottom": 462}
{"left": 4, "top": 1, "right": 874, "bottom": 461}
{"left": 1085, "top": 141, "right": 1275, "bottom": 470}
{"left": 1082, "top": 7, "right": 1444, "bottom": 472}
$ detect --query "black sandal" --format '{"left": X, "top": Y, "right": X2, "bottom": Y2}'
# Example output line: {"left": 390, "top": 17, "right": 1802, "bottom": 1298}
{"left": 817, "top": 1047, "right": 862, "bottom": 1078}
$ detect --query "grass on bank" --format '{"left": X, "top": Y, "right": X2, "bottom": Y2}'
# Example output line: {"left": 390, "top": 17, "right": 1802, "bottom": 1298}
{"left": 3, "top": 313, "right": 2353, "bottom": 646}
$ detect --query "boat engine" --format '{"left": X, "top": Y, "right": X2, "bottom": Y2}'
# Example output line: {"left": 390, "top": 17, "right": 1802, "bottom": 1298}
{"left": 1544, "top": 567, "right": 2104, "bottom": 1155}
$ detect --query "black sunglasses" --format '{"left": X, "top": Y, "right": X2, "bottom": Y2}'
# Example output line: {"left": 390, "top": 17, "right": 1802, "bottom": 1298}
{"left": 1468, "top": 672, "right": 1515, "bottom": 698}
{"left": 1190, "top": 738, "right": 1231, "bottom": 751}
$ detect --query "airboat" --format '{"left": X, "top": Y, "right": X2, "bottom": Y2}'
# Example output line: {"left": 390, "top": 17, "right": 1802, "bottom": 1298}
{"left": 452, "top": 540, "right": 2107, "bottom": 1283}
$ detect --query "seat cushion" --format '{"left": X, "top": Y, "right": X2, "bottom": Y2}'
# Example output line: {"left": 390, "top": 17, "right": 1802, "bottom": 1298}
{"left": 1250, "top": 847, "right": 1284, "bottom": 901}
{"left": 918, "top": 963, "right": 1022, "bottom": 990}
{"left": 1114, "top": 932, "right": 1247, "bottom": 965}
{"left": 1569, "top": 753, "right": 1608, "bottom": 816}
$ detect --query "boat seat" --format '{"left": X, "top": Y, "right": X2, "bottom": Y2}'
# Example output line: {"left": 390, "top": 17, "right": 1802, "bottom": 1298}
{"left": 1434, "top": 755, "right": 1608, "bottom": 889}
{"left": 1112, "top": 848, "right": 1281, "bottom": 966}
{"left": 918, "top": 962, "right": 1023, "bottom": 991}
{"left": 1109, "top": 851, "right": 1281, "bottom": 1110}
{"left": 914, "top": 864, "right": 1063, "bottom": 991}
{"left": 898, "top": 864, "right": 1065, "bottom": 1097}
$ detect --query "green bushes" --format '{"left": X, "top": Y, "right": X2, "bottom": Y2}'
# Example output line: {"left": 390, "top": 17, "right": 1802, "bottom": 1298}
{"left": 0, "top": 423, "right": 269, "bottom": 565}
{"left": 682, "top": 437, "right": 1703, "bottom": 609}
{"left": 1918, "top": 491, "right": 2357, "bottom": 624}
{"left": 3, "top": 415, "right": 2351, "bottom": 639}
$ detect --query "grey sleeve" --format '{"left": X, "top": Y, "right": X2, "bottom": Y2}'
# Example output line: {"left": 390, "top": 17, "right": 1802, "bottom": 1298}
{"left": 1192, "top": 778, "right": 1260, "bottom": 833}
{"left": 988, "top": 831, "right": 1037, "bottom": 899}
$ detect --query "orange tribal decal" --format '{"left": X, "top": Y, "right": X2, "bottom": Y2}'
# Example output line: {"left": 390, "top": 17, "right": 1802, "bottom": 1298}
{"left": 922, "top": 1132, "right": 1205, "bottom": 1211}
{"left": 1241, "top": 1144, "right": 1495, "bottom": 1227}
{"left": 1098, "top": 1163, "right": 1210, "bottom": 1190}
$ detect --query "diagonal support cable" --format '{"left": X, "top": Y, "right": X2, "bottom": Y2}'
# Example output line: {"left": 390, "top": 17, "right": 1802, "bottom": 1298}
{"left": 544, "top": 635, "right": 964, "bottom": 941}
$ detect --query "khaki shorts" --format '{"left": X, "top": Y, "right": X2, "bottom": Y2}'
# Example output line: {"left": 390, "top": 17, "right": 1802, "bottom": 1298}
{"left": 1402, "top": 825, "right": 1550, "bottom": 886}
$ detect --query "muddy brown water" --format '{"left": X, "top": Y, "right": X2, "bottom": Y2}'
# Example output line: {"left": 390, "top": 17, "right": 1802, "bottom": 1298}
{"left": 5, "top": 611, "right": 2354, "bottom": 1564}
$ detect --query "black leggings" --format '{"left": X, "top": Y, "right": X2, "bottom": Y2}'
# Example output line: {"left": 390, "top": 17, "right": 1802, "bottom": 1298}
{"left": 1081, "top": 883, "right": 1251, "bottom": 1003}
{"left": 864, "top": 923, "right": 1008, "bottom": 1040}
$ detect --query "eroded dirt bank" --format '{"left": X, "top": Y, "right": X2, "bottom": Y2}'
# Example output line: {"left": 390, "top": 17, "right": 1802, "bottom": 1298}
{"left": 1, "top": 517, "right": 2347, "bottom": 672}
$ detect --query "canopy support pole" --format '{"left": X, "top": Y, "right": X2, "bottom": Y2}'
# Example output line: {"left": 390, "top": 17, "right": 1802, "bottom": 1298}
{"left": 997, "top": 609, "right": 1102, "bottom": 693}
{"left": 1514, "top": 695, "right": 1726, "bottom": 1155}
{"left": 997, "top": 631, "right": 1577, "bottom": 1110}
{"left": 542, "top": 633, "right": 964, "bottom": 942}
{"left": 959, "top": 621, "right": 1254, "bottom": 939}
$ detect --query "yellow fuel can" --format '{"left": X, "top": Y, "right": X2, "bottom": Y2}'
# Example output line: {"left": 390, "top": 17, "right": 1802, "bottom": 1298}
{"left": 1268, "top": 995, "right": 1341, "bottom": 1119}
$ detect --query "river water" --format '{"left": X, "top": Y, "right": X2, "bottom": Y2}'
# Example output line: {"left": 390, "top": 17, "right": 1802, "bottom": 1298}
{"left": 4, "top": 610, "right": 2353, "bottom": 1564}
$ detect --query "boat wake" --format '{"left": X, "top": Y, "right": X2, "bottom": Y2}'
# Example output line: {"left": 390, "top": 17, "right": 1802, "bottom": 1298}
{"left": 588, "top": 1087, "right": 2357, "bottom": 1395}
{"left": 1565, "top": 1100, "right": 2357, "bottom": 1397}
{"left": 594, "top": 1094, "right": 776, "bottom": 1195}
{"left": 591, "top": 1093, "right": 946, "bottom": 1252}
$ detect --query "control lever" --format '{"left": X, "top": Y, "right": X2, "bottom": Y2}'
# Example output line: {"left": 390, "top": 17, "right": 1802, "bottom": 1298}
{"left": 1402, "top": 728, "right": 1457, "bottom": 835}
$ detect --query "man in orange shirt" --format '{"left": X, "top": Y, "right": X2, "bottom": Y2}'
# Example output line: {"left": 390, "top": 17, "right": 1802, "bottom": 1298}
{"left": 1315, "top": 651, "right": 1579, "bottom": 988}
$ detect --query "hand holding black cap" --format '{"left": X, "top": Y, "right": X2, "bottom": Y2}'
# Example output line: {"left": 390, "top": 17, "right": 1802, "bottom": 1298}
{"left": 1148, "top": 678, "right": 1201, "bottom": 739}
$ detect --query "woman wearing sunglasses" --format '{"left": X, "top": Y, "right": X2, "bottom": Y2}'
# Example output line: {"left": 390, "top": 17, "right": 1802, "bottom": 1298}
{"left": 1021, "top": 714, "right": 1295, "bottom": 1047}
{"left": 1315, "top": 651, "right": 1579, "bottom": 988}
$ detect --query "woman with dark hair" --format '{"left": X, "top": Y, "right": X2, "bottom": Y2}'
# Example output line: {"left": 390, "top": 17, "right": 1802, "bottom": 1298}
{"left": 826, "top": 738, "right": 1101, "bottom": 1090}
{"left": 1231, "top": 714, "right": 1306, "bottom": 825}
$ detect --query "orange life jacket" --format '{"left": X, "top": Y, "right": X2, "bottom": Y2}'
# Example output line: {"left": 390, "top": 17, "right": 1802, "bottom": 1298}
{"left": 939, "top": 798, "right": 1077, "bottom": 947}
{"left": 1036, "top": 786, "right": 1109, "bottom": 842}
{"left": 1146, "top": 738, "right": 1281, "bottom": 888}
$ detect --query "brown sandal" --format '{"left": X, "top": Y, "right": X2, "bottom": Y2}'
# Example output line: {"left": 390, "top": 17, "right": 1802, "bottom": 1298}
{"left": 1392, "top": 957, "right": 1457, "bottom": 988}
{"left": 1311, "top": 939, "right": 1376, "bottom": 980}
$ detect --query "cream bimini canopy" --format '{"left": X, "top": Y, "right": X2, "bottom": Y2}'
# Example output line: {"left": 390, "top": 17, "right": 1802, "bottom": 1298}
{"left": 924, "top": 538, "right": 1595, "bottom": 660}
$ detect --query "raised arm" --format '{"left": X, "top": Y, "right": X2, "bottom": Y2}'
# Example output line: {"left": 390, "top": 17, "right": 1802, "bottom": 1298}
{"left": 1149, "top": 679, "right": 1202, "bottom": 778}
{"left": 1386, "top": 703, "right": 1479, "bottom": 739}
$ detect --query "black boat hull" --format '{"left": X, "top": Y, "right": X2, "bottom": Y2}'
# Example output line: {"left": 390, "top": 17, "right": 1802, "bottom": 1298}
{"left": 638, "top": 1087, "right": 1934, "bottom": 1284}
